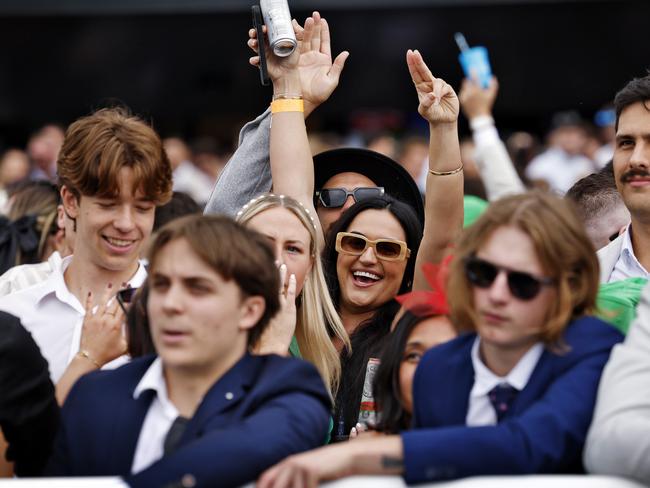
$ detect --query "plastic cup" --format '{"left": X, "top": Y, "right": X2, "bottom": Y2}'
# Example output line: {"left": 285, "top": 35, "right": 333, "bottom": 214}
{"left": 459, "top": 46, "right": 492, "bottom": 89}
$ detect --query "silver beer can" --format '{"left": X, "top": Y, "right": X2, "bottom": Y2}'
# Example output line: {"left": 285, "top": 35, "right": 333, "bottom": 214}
{"left": 260, "top": 0, "right": 297, "bottom": 57}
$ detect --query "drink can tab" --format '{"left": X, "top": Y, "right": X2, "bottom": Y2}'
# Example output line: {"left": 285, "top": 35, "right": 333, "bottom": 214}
{"left": 458, "top": 46, "right": 492, "bottom": 89}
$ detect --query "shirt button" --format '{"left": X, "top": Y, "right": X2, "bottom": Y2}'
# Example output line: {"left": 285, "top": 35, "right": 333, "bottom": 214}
{"left": 225, "top": 392, "right": 234, "bottom": 400}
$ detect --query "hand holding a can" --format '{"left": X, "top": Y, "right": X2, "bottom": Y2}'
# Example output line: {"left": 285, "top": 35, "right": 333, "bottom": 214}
{"left": 406, "top": 49, "right": 459, "bottom": 126}
{"left": 248, "top": 11, "right": 349, "bottom": 117}
{"left": 248, "top": 23, "right": 300, "bottom": 91}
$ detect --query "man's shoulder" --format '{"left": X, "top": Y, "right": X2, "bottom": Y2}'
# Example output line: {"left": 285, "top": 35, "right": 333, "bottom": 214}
{"left": 597, "top": 233, "right": 625, "bottom": 282}
{"left": 550, "top": 316, "right": 624, "bottom": 369}
{"left": 420, "top": 333, "right": 475, "bottom": 365}
{"left": 67, "top": 356, "right": 155, "bottom": 402}
{"left": 0, "top": 260, "right": 55, "bottom": 297}
{"left": 243, "top": 354, "right": 330, "bottom": 402}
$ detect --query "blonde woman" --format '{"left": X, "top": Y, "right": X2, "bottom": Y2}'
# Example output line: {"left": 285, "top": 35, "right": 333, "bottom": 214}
{"left": 238, "top": 193, "right": 349, "bottom": 397}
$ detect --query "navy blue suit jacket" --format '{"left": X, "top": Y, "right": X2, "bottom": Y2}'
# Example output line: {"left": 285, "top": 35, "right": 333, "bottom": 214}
{"left": 401, "top": 316, "right": 623, "bottom": 483}
{"left": 48, "top": 353, "right": 331, "bottom": 487}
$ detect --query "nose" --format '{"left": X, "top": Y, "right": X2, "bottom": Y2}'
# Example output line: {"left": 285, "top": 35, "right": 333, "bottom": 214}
{"left": 113, "top": 205, "right": 136, "bottom": 232}
{"left": 161, "top": 284, "right": 183, "bottom": 314}
{"left": 629, "top": 140, "right": 650, "bottom": 169}
{"left": 487, "top": 270, "right": 510, "bottom": 303}
{"left": 358, "top": 245, "right": 378, "bottom": 264}
{"left": 341, "top": 194, "right": 356, "bottom": 212}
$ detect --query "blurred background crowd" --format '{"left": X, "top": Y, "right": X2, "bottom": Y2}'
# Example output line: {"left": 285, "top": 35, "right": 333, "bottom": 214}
{"left": 0, "top": 0, "right": 647, "bottom": 210}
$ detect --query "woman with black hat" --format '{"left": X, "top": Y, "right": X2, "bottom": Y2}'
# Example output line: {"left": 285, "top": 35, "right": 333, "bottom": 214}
{"left": 257, "top": 16, "right": 464, "bottom": 439}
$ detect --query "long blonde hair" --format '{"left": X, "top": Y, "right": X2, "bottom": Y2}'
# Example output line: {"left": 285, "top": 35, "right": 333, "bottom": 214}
{"left": 237, "top": 193, "right": 350, "bottom": 396}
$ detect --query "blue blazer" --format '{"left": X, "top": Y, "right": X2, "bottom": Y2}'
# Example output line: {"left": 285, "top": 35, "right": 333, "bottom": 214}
{"left": 48, "top": 353, "right": 331, "bottom": 487}
{"left": 401, "top": 316, "right": 623, "bottom": 483}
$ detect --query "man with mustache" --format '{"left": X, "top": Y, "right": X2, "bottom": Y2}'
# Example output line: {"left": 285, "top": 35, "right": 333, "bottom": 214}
{"left": 597, "top": 74, "right": 650, "bottom": 283}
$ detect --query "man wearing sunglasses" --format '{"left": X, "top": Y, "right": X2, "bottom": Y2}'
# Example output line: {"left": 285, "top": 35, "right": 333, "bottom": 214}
{"left": 597, "top": 74, "right": 650, "bottom": 283}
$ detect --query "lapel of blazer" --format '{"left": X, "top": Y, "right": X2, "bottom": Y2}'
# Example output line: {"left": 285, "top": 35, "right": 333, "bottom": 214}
{"left": 597, "top": 233, "right": 624, "bottom": 283}
{"left": 180, "top": 353, "right": 258, "bottom": 442}
{"left": 509, "top": 347, "right": 553, "bottom": 415}
{"left": 418, "top": 336, "right": 475, "bottom": 426}
{"left": 110, "top": 359, "right": 157, "bottom": 474}
{"left": 444, "top": 338, "right": 476, "bottom": 425}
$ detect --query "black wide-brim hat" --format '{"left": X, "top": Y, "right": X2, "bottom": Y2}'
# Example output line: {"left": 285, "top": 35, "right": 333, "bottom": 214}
{"left": 313, "top": 148, "right": 425, "bottom": 225}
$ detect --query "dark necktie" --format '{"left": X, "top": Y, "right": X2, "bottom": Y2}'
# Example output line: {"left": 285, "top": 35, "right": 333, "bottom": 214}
{"left": 488, "top": 383, "right": 518, "bottom": 423}
{"left": 163, "top": 416, "right": 190, "bottom": 455}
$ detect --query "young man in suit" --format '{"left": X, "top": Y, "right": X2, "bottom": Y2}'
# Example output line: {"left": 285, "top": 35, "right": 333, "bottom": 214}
{"left": 597, "top": 74, "right": 650, "bottom": 282}
{"left": 47, "top": 215, "right": 331, "bottom": 487}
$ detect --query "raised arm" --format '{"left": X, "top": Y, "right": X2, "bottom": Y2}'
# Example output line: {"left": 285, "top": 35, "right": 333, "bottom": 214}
{"left": 459, "top": 77, "right": 525, "bottom": 201}
{"left": 406, "top": 50, "right": 464, "bottom": 291}
{"left": 205, "top": 12, "right": 348, "bottom": 218}
{"left": 260, "top": 12, "right": 348, "bottom": 219}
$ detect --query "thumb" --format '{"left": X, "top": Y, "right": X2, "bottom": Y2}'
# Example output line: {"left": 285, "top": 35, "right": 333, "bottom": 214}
{"left": 329, "top": 51, "right": 349, "bottom": 80}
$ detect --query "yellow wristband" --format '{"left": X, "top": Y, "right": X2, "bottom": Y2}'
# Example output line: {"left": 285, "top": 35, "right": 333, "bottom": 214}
{"left": 271, "top": 99, "right": 304, "bottom": 114}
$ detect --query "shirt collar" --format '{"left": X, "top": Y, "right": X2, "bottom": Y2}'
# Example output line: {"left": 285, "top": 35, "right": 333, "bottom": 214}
{"left": 133, "top": 357, "right": 179, "bottom": 418}
{"left": 33, "top": 257, "right": 148, "bottom": 308}
{"left": 470, "top": 337, "right": 544, "bottom": 397}
{"left": 621, "top": 225, "right": 649, "bottom": 274}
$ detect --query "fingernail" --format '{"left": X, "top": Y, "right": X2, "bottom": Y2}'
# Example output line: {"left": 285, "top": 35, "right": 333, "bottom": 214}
{"left": 290, "top": 274, "right": 296, "bottom": 281}
{"left": 108, "top": 283, "right": 113, "bottom": 289}
{"left": 87, "top": 291, "right": 92, "bottom": 297}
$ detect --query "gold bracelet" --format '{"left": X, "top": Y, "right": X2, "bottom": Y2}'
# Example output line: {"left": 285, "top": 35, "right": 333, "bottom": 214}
{"left": 77, "top": 349, "right": 101, "bottom": 368}
{"left": 271, "top": 98, "right": 304, "bottom": 114}
{"left": 429, "top": 163, "right": 463, "bottom": 176}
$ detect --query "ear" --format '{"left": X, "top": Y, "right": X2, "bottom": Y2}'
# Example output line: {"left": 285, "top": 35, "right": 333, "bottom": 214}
{"left": 60, "top": 186, "right": 80, "bottom": 219}
{"left": 238, "top": 295, "right": 266, "bottom": 332}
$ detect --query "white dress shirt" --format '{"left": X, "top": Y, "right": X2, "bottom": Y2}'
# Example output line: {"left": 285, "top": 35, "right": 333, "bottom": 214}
{"left": 131, "top": 358, "right": 179, "bottom": 474}
{"left": 610, "top": 225, "right": 650, "bottom": 282}
{"left": 466, "top": 337, "right": 544, "bottom": 426}
{"left": 0, "top": 254, "right": 146, "bottom": 382}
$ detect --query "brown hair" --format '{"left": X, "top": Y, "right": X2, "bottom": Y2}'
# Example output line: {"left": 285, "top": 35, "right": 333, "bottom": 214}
{"left": 147, "top": 215, "right": 281, "bottom": 347}
{"left": 57, "top": 107, "right": 172, "bottom": 205}
{"left": 447, "top": 191, "right": 599, "bottom": 347}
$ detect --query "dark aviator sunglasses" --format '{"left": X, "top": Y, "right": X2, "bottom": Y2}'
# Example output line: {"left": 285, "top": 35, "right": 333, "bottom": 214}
{"left": 464, "top": 256, "right": 555, "bottom": 301}
{"left": 315, "top": 187, "right": 385, "bottom": 208}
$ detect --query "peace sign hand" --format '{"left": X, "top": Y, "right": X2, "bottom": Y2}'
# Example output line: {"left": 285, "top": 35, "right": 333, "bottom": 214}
{"left": 406, "top": 49, "right": 459, "bottom": 125}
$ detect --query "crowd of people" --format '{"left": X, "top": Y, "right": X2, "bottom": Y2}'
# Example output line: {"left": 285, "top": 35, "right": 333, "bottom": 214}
{"left": 0, "top": 9, "right": 649, "bottom": 488}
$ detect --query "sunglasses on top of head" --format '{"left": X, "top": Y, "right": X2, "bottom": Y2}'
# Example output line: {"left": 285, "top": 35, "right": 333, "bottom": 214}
{"left": 335, "top": 232, "right": 411, "bottom": 261}
{"left": 464, "top": 256, "right": 555, "bottom": 301}
{"left": 315, "top": 187, "right": 385, "bottom": 208}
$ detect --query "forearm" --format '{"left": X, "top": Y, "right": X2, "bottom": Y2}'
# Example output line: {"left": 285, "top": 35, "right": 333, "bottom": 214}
{"left": 346, "top": 435, "right": 404, "bottom": 477}
{"left": 55, "top": 355, "right": 97, "bottom": 405}
{"left": 471, "top": 116, "right": 525, "bottom": 201}
{"left": 414, "top": 122, "right": 463, "bottom": 290}
{"left": 270, "top": 74, "right": 315, "bottom": 208}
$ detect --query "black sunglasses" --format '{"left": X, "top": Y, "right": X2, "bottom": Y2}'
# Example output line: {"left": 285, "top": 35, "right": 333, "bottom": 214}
{"left": 314, "top": 187, "right": 385, "bottom": 208}
{"left": 464, "top": 256, "right": 555, "bottom": 301}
